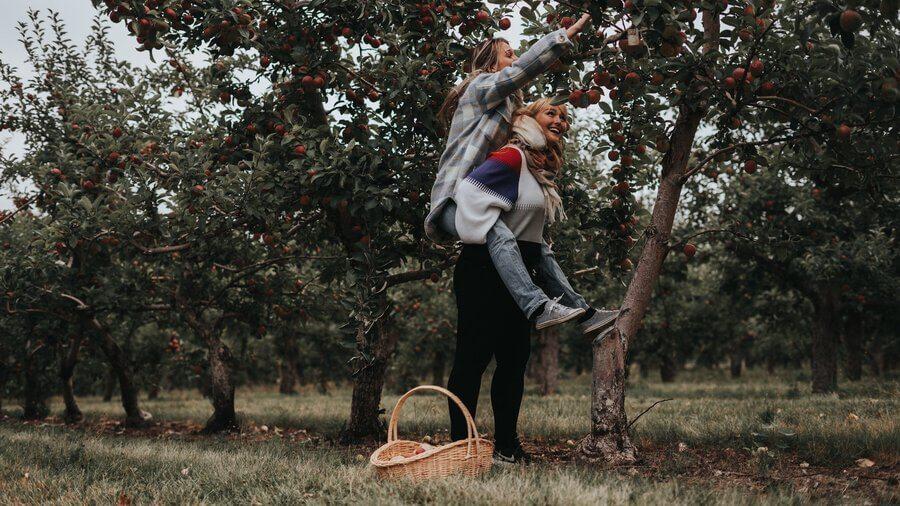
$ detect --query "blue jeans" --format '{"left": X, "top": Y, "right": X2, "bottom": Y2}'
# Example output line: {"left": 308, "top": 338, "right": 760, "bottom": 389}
{"left": 438, "top": 201, "right": 589, "bottom": 318}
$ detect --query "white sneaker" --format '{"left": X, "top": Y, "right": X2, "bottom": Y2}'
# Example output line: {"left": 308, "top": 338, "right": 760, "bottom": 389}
{"left": 580, "top": 309, "right": 620, "bottom": 336}
{"left": 534, "top": 296, "right": 586, "bottom": 330}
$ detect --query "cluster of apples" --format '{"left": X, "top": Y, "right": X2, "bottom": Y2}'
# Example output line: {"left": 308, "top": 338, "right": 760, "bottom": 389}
{"left": 389, "top": 442, "right": 436, "bottom": 462}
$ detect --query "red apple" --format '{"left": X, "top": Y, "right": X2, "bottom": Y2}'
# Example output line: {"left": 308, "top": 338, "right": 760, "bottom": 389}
{"left": 749, "top": 58, "right": 764, "bottom": 75}
{"left": 568, "top": 89, "right": 585, "bottom": 107}
{"left": 499, "top": 18, "right": 511, "bottom": 30}
{"left": 836, "top": 124, "right": 852, "bottom": 140}
{"left": 839, "top": 9, "right": 862, "bottom": 32}
{"left": 683, "top": 243, "right": 697, "bottom": 258}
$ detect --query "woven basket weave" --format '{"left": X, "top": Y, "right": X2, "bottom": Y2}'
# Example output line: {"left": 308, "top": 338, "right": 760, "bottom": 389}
{"left": 369, "top": 385, "right": 493, "bottom": 480}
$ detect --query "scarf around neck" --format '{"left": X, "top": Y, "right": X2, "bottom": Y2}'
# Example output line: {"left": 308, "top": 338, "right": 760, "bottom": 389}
{"left": 509, "top": 115, "right": 566, "bottom": 223}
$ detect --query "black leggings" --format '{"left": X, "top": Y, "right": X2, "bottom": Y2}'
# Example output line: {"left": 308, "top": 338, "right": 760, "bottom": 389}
{"left": 447, "top": 241, "right": 542, "bottom": 449}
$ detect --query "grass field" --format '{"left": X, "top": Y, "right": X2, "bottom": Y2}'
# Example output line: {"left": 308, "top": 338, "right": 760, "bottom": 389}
{"left": 1, "top": 369, "right": 897, "bottom": 504}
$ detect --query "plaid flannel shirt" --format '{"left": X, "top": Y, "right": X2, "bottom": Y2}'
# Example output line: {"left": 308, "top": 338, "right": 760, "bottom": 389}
{"left": 425, "top": 29, "right": 573, "bottom": 242}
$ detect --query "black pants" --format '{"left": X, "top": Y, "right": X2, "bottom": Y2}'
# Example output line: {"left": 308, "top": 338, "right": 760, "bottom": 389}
{"left": 447, "top": 241, "right": 542, "bottom": 450}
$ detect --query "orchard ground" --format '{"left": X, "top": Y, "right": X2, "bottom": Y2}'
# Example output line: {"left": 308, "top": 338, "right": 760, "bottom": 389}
{"left": 1, "top": 369, "right": 896, "bottom": 504}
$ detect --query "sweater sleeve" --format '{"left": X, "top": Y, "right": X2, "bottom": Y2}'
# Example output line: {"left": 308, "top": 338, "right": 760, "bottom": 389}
{"left": 469, "top": 29, "right": 573, "bottom": 111}
{"left": 454, "top": 147, "right": 523, "bottom": 244}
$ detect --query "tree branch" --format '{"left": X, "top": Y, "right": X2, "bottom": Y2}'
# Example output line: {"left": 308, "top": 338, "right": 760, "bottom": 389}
{"left": 0, "top": 195, "right": 37, "bottom": 227}
{"left": 627, "top": 398, "right": 674, "bottom": 429}
{"left": 130, "top": 240, "right": 191, "bottom": 255}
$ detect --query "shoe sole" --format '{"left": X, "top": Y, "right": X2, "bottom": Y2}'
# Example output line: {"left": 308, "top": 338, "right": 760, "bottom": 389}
{"left": 582, "top": 313, "right": 619, "bottom": 335}
{"left": 591, "top": 325, "right": 616, "bottom": 346}
{"left": 535, "top": 307, "right": 586, "bottom": 330}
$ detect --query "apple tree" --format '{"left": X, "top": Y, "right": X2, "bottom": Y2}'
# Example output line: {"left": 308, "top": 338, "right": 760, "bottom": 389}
{"left": 88, "top": 0, "right": 529, "bottom": 439}
{"left": 517, "top": 0, "right": 897, "bottom": 462}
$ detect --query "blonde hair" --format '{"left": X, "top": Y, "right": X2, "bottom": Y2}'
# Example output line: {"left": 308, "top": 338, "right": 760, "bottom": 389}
{"left": 509, "top": 98, "right": 568, "bottom": 223}
{"left": 438, "top": 38, "right": 523, "bottom": 127}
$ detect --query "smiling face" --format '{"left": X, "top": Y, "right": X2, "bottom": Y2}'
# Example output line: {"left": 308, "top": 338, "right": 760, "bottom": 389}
{"left": 493, "top": 41, "right": 518, "bottom": 71}
{"left": 533, "top": 104, "right": 570, "bottom": 144}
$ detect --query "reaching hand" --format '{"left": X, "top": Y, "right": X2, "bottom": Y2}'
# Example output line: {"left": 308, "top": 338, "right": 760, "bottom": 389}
{"left": 565, "top": 14, "right": 591, "bottom": 40}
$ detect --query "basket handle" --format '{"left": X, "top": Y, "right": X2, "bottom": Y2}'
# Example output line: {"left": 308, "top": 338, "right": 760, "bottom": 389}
{"left": 387, "top": 385, "right": 481, "bottom": 459}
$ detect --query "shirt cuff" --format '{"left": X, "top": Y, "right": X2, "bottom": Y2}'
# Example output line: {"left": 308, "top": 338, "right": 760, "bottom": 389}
{"left": 554, "top": 28, "right": 573, "bottom": 47}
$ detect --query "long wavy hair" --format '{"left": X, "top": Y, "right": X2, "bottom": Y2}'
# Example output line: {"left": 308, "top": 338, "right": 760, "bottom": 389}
{"left": 437, "top": 37, "right": 523, "bottom": 127}
{"left": 509, "top": 98, "right": 568, "bottom": 223}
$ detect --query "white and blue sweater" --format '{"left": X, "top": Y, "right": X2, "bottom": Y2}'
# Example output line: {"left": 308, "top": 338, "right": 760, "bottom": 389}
{"left": 454, "top": 145, "right": 547, "bottom": 245}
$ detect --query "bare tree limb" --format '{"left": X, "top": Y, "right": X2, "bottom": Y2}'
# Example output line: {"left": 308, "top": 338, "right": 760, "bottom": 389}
{"left": 130, "top": 240, "right": 191, "bottom": 255}
{"left": 0, "top": 195, "right": 37, "bottom": 226}
{"left": 627, "top": 398, "right": 673, "bottom": 429}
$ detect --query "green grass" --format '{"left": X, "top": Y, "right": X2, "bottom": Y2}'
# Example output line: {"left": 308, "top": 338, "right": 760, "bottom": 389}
{"left": 0, "top": 425, "right": 829, "bottom": 505}
{"left": 1, "top": 370, "right": 897, "bottom": 504}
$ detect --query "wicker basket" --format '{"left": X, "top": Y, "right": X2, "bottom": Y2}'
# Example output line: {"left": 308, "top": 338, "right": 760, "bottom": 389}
{"left": 369, "top": 385, "right": 493, "bottom": 480}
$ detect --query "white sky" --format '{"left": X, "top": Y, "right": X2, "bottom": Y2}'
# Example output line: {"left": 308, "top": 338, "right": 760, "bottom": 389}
{"left": 1, "top": 1, "right": 159, "bottom": 209}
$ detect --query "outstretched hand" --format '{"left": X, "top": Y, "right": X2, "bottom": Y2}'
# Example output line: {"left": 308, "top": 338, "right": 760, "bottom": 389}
{"left": 565, "top": 14, "right": 591, "bottom": 40}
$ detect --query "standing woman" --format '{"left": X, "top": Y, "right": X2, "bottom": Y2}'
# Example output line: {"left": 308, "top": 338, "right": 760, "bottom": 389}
{"left": 448, "top": 100, "right": 580, "bottom": 464}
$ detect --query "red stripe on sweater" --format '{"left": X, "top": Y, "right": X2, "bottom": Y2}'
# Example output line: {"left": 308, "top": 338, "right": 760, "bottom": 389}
{"left": 486, "top": 146, "right": 522, "bottom": 173}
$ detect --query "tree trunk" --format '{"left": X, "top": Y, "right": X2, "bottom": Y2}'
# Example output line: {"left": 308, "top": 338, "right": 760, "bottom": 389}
{"left": 0, "top": 353, "right": 8, "bottom": 414}
{"left": 730, "top": 352, "right": 744, "bottom": 378}
{"left": 811, "top": 289, "right": 839, "bottom": 393}
{"left": 766, "top": 356, "right": 776, "bottom": 374}
{"left": 279, "top": 360, "right": 298, "bottom": 394}
{"left": 868, "top": 338, "right": 884, "bottom": 377}
{"left": 202, "top": 335, "right": 239, "bottom": 433}
{"left": 22, "top": 341, "right": 49, "bottom": 421}
{"left": 92, "top": 320, "right": 150, "bottom": 426}
{"left": 278, "top": 331, "right": 300, "bottom": 395}
{"left": 22, "top": 376, "right": 48, "bottom": 420}
{"left": 532, "top": 328, "right": 561, "bottom": 395}
{"left": 577, "top": 104, "right": 704, "bottom": 464}
{"left": 342, "top": 318, "right": 398, "bottom": 442}
{"left": 659, "top": 354, "right": 678, "bottom": 383}
{"left": 60, "top": 335, "right": 84, "bottom": 424}
{"left": 103, "top": 366, "right": 116, "bottom": 402}
{"left": 431, "top": 350, "right": 446, "bottom": 387}
{"left": 843, "top": 314, "right": 863, "bottom": 381}
{"left": 640, "top": 362, "right": 650, "bottom": 379}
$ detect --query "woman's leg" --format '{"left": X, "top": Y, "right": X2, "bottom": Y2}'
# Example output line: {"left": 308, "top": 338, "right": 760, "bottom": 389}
{"left": 538, "top": 241, "right": 589, "bottom": 310}
{"left": 441, "top": 200, "right": 547, "bottom": 317}
{"left": 443, "top": 201, "right": 582, "bottom": 324}
{"left": 490, "top": 309, "right": 532, "bottom": 450}
{"left": 447, "top": 250, "right": 495, "bottom": 441}
{"left": 485, "top": 219, "right": 550, "bottom": 319}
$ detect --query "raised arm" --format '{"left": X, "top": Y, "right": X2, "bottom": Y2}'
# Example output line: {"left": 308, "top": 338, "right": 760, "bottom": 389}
{"left": 471, "top": 14, "right": 591, "bottom": 110}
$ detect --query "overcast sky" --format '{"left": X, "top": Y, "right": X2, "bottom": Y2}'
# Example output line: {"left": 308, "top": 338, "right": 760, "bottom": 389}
{"left": 1, "top": 1, "right": 161, "bottom": 209}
